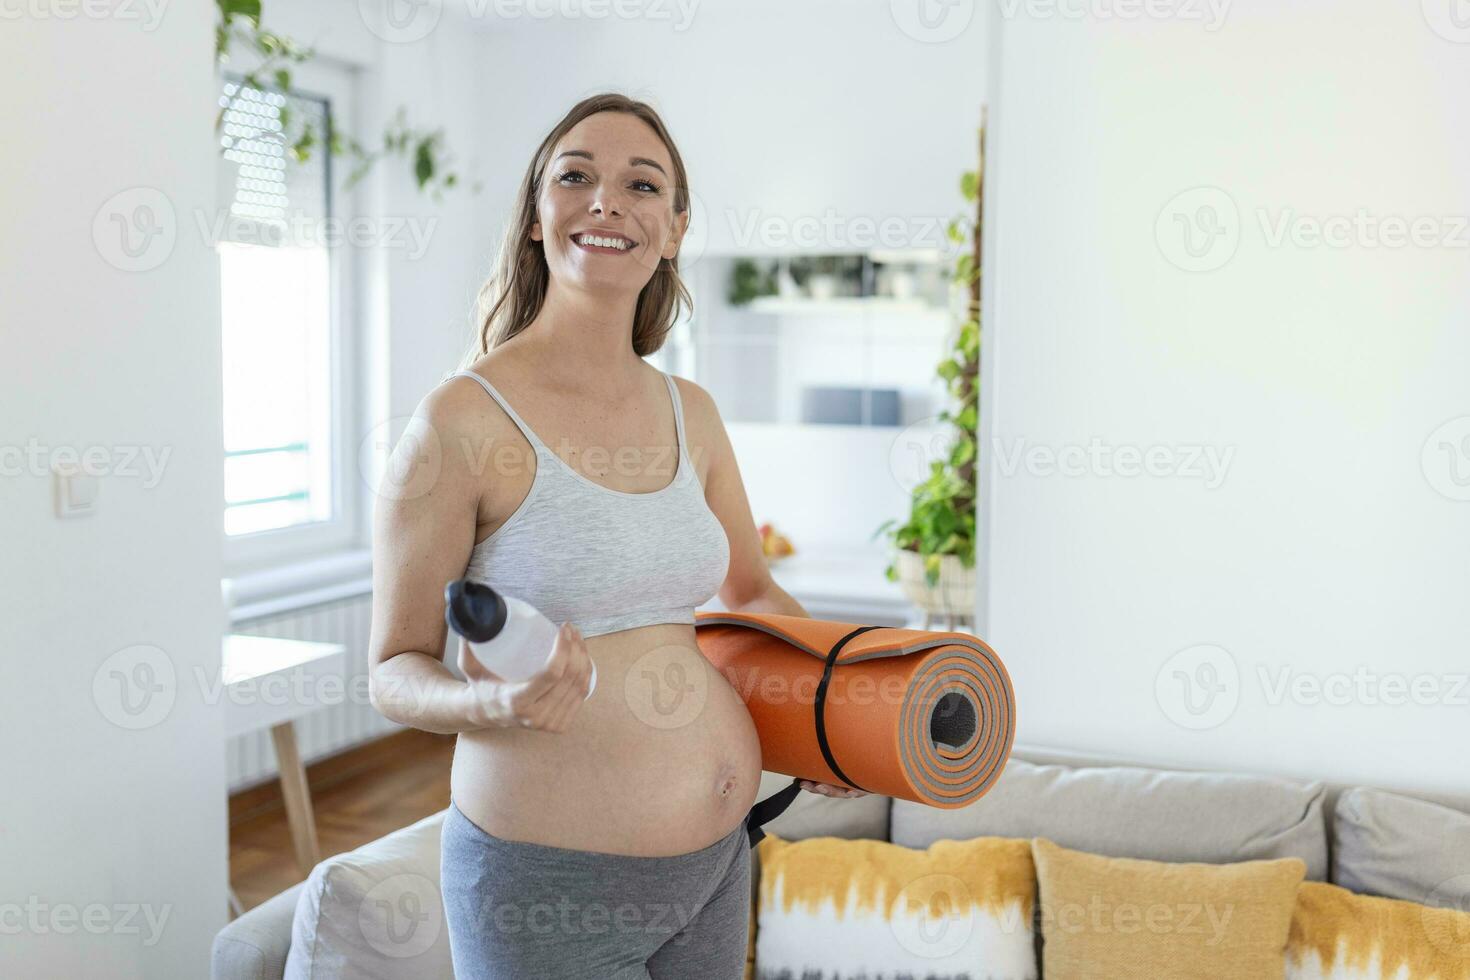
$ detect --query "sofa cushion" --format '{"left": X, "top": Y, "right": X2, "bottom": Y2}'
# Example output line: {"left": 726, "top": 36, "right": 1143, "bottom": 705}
{"left": 1033, "top": 838, "right": 1305, "bottom": 980}
{"left": 892, "top": 759, "right": 1328, "bottom": 880}
{"left": 1287, "top": 881, "right": 1470, "bottom": 979}
{"left": 754, "top": 771, "right": 892, "bottom": 842}
{"left": 754, "top": 833, "right": 1037, "bottom": 979}
{"left": 284, "top": 810, "right": 453, "bottom": 980}
{"left": 1333, "top": 787, "right": 1470, "bottom": 910}
{"left": 747, "top": 771, "right": 892, "bottom": 911}
{"left": 212, "top": 882, "right": 303, "bottom": 980}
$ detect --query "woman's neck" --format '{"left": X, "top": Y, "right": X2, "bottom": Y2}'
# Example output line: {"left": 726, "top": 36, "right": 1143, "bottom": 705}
{"left": 513, "top": 281, "right": 645, "bottom": 391}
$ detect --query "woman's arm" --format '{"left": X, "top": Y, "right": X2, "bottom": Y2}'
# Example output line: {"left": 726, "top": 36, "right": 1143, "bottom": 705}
{"left": 679, "top": 376, "right": 865, "bottom": 799}
{"left": 366, "top": 380, "right": 593, "bottom": 735}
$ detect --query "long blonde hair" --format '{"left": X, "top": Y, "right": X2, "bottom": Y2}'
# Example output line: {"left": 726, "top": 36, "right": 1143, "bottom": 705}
{"left": 461, "top": 93, "right": 693, "bottom": 368}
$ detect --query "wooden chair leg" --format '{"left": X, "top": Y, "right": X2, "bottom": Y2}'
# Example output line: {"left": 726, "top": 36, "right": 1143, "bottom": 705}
{"left": 270, "top": 721, "right": 321, "bottom": 877}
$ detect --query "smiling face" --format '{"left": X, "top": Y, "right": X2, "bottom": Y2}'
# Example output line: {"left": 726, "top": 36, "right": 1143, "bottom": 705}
{"left": 531, "top": 111, "right": 688, "bottom": 296}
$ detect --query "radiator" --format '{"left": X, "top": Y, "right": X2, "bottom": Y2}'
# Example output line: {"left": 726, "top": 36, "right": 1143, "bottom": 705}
{"left": 226, "top": 591, "right": 400, "bottom": 792}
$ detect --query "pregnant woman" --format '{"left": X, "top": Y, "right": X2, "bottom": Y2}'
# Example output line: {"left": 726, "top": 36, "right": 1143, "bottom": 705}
{"left": 367, "top": 93, "right": 863, "bottom": 980}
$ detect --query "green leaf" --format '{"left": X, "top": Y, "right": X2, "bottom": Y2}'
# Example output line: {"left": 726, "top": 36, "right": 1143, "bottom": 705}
{"left": 960, "top": 170, "right": 979, "bottom": 202}
{"left": 274, "top": 68, "right": 291, "bottom": 92}
{"left": 290, "top": 126, "right": 316, "bottom": 162}
{"left": 218, "top": 0, "right": 261, "bottom": 25}
{"left": 414, "top": 139, "right": 435, "bottom": 188}
{"left": 953, "top": 254, "right": 974, "bottom": 285}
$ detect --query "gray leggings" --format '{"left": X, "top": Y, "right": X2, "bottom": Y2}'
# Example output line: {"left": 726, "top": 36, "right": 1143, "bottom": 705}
{"left": 440, "top": 800, "right": 751, "bottom": 980}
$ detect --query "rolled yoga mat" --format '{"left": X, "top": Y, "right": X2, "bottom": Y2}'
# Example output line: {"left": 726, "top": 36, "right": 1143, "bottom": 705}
{"left": 693, "top": 611, "right": 1015, "bottom": 812}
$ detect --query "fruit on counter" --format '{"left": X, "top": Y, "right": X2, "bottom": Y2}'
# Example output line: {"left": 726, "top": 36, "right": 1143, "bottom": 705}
{"left": 758, "top": 522, "right": 795, "bottom": 558}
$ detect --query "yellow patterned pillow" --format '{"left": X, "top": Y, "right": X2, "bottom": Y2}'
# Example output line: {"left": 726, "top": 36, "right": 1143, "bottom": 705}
{"left": 1287, "top": 881, "right": 1470, "bottom": 979}
{"left": 1032, "top": 837, "right": 1306, "bottom": 980}
{"left": 753, "top": 834, "right": 1037, "bottom": 980}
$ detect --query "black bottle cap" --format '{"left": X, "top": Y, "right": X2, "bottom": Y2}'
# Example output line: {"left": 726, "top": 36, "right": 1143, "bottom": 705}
{"left": 444, "top": 579, "right": 508, "bottom": 643}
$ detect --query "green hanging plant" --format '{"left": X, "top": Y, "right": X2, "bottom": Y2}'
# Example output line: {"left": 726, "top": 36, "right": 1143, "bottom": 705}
{"left": 214, "top": 0, "right": 475, "bottom": 198}
{"left": 873, "top": 110, "right": 985, "bottom": 588}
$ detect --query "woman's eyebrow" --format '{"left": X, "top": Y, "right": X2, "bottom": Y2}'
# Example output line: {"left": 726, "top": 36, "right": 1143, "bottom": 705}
{"left": 553, "top": 149, "right": 667, "bottom": 176}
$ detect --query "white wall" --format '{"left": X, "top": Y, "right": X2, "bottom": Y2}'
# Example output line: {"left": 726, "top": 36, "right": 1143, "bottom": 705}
{"left": 468, "top": 1, "right": 988, "bottom": 261}
{"left": 245, "top": 0, "right": 503, "bottom": 555}
{"left": 980, "top": 0, "right": 1470, "bottom": 796}
{"left": 459, "top": 1, "right": 989, "bottom": 557}
{"left": 0, "top": 5, "right": 227, "bottom": 976}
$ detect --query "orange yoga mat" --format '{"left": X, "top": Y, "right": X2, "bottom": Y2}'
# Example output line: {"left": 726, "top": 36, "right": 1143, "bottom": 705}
{"left": 694, "top": 611, "right": 1015, "bottom": 809}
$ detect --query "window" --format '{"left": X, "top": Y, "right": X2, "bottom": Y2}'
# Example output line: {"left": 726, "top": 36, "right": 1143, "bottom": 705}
{"left": 217, "top": 64, "right": 358, "bottom": 563}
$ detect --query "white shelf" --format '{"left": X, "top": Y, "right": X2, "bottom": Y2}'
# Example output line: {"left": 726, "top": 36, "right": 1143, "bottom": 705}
{"left": 744, "top": 295, "right": 947, "bottom": 316}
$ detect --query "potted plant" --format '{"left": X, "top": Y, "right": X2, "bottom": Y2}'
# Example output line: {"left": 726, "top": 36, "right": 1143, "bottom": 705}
{"left": 805, "top": 255, "right": 842, "bottom": 300}
{"left": 873, "top": 110, "right": 985, "bottom": 627}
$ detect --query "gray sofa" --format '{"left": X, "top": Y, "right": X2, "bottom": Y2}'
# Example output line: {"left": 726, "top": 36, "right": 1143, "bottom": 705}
{"left": 212, "top": 746, "right": 1470, "bottom": 979}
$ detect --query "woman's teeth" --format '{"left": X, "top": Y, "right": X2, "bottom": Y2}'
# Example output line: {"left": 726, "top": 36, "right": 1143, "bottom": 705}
{"left": 574, "top": 233, "right": 633, "bottom": 251}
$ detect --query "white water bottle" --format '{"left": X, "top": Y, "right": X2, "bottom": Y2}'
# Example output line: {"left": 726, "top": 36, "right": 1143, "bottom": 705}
{"left": 444, "top": 579, "right": 596, "bottom": 699}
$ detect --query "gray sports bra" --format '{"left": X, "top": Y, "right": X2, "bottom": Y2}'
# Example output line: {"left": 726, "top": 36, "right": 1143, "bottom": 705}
{"left": 451, "top": 368, "right": 731, "bottom": 639}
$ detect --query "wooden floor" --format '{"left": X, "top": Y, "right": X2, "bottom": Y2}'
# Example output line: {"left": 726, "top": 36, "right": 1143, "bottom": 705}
{"left": 229, "top": 729, "right": 456, "bottom": 911}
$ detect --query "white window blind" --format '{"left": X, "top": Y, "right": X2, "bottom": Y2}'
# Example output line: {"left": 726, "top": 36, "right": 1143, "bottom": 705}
{"left": 217, "top": 79, "right": 336, "bottom": 538}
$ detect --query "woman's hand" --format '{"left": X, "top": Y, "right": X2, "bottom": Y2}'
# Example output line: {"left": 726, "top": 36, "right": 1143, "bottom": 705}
{"left": 797, "top": 780, "right": 868, "bottom": 799}
{"left": 459, "top": 622, "right": 594, "bottom": 732}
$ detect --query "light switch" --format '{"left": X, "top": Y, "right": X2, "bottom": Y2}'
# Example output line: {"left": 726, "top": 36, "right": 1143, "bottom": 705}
{"left": 53, "top": 462, "right": 99, "bottom": 518}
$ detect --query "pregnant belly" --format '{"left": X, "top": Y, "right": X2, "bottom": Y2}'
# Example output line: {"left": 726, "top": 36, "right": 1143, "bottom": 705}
{"left": 450, "top": 622, "right": 765, "bottom": 856}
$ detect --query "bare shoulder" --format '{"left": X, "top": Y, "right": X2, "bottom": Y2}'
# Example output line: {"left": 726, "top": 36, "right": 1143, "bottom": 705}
{"left": 402, "top": 363, "right": 533, "bottom": 491}
{"left": 423, "top": 355, "right": 526, "bottom": 438}
{"left": 664, "top": 372, "right": 734, "bottom": 486}
{"left": 665, "top": 371, "right": 723, "bottom": 430}
{"left": 417, "top": 370, "right": 496, "bottom": 442}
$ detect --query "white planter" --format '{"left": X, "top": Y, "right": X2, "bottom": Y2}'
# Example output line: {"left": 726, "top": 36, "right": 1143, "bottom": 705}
{"left": 807, "top": 274, "right": 838, "bottom": 300}
{"left": 895, "top": 548, "right": 976, "bottom": 615}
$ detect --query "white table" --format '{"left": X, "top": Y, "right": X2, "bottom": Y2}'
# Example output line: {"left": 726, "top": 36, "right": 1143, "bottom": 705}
{"left": 223, "top": 634, "right": 346, "bottom": 886}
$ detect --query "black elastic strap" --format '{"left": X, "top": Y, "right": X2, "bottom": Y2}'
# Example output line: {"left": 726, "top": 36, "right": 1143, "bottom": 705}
{"left": 745, "top": 778, "right": 801, "bottom": 846}
{"left": 744, "top": 624, "right": 882, "bottom": 848}
{"left": 814, "top": 625, "right": 881, "bottom": 793}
